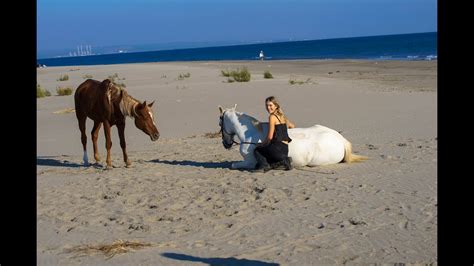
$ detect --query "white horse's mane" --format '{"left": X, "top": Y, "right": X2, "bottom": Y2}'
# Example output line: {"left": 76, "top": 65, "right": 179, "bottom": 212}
{"left": 235, "top": 111, "right": 264, "bottom": 133}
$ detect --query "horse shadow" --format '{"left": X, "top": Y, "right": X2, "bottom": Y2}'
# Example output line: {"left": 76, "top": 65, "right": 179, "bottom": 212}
{"left": 161, "top": 252, "right": 279, "bottom": 266}
{"left": 36, "top": 156, "right": 101, "bottom": 168}
{"left": 149, "top": 159, "right": 234, "bottom": 169}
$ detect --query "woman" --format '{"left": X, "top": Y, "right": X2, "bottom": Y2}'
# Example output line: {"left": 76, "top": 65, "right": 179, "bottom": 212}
{"left": 253, "top": 96, "right": 295, "bottom": 172}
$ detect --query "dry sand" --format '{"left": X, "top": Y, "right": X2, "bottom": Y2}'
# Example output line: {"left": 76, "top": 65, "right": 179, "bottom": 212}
{"left": 37, "top": 60, "right": 437, "bottom": 265}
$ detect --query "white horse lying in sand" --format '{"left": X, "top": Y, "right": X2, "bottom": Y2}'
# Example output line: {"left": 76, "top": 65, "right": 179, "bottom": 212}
{"left": 218, "top": 105, "right": 368, "bottom": 169}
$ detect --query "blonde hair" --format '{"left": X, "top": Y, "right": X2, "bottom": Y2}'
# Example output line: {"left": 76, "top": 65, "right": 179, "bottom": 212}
{"left": 265, "top": 96, "right": 286, "bottom": 121}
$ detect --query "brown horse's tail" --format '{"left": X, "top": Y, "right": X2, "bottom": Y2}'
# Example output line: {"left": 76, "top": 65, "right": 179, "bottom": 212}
{"left": 343, "top": 140, "right": 368, "bottom": 163}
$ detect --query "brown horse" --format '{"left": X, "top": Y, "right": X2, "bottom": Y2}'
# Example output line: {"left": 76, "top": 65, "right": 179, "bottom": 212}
{"left": 74, "top": 79, "right": 160, "bottom": 168}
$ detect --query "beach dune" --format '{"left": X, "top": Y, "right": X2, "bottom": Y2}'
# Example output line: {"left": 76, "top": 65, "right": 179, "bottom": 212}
{"left": 37, "top": 60, "right": 437, "bottom": 265}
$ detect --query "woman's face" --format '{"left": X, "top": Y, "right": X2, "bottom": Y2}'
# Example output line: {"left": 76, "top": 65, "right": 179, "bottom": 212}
{"left": 265, "top": 101, "right": 276, "bottom": 114}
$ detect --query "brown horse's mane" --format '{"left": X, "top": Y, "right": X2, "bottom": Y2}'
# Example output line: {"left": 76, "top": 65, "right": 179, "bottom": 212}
{"left": 115, "top": 87, "right": 141, "bottom": 118}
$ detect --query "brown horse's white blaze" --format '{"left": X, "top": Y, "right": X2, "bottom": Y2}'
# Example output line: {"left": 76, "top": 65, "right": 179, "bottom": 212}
{"left": 74, "top": 79, "right": 159, "bottom": 168}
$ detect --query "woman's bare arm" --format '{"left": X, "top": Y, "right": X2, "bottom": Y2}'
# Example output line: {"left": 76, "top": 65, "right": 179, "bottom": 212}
{"left": 259, "top": 115, "right": 276, "bottom": 146}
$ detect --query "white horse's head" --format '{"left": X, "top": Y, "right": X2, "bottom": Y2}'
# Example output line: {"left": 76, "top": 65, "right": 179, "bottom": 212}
{"left": 218, "top": 104, "right": 239, "bottom": 149}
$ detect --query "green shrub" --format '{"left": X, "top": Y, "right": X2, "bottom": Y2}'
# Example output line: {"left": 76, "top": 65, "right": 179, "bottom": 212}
{"left": 221, "top": 67, "right": 251, "bottom": 82}
{"left": 37, "top": 84, "right": 45, "bottom": 98}
{"left": 289, "top": 78, "right": 311, "bottom": 85}
{"left": 56, "top": 86, "right": 73, "bottom": 96}
{"left": 107, "top": 73, "right": 126, "bottom": 88}
{"left": 232, "top": 67, "right": 251, "bottom": 82}
{"left": 57, "top": 74, "right": 69, "bottom": 81}
{"left": 263, "top": 70, "right": 273, "bottom": 79}
{"left": 37, "top": 84, "right": 52, "bottom": 98}
{"left": 178, "top": 72, "right": 191, "bottom": 80}
{"left": 221, "top": 70, "right": 231, "bottom": 77}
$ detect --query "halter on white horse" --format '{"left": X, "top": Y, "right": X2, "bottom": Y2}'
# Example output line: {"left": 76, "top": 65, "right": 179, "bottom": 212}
{"left": 218, "top": 105, "right": 368, "bottom": 169}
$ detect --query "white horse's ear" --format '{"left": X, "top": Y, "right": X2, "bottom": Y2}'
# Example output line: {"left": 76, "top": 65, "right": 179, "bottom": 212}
{"left": 218, "top": 105, "right": 224, "bottom": 114}
{"left": 233, "top": 104, "right": 237, "bottom": 110}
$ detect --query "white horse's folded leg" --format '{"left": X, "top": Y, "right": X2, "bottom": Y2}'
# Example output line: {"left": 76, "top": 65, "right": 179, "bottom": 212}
{"left": 234, "top": 144, "right": 257, "bottom": 169}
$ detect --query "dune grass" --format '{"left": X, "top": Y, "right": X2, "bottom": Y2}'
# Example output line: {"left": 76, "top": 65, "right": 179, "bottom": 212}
{"left": 204, "top": 131, "right": 221, "bottom": 138}
{"left": 108, "top": 73, "right": 126, "bottom": 88}
{"left": 263, "top": 70, "right": 273, "bottom": 79}
{"left": 63, "top": 239, "right": 153, "bottom": 259}
{"left": 56, "top": 86, "right": 73, "bottom": 96}
{"left": 289, "top": 77, "right": 312, "bottom": 85}
{"left": 37, "top": 84, "right": 51, "bottom": 98}
{"left": 221, "top": 67, "right": 251, "bottom": 82}
{"left": 57, "top": 74, "right": 69, "bottom": 81}
{"left": 178, "top": 72, "right": 191, "bottom": 80}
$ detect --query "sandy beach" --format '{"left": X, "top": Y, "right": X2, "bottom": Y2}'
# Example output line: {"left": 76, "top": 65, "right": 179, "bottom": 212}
{"left": 37, "top": 59, "right": 437, "bottom": 264}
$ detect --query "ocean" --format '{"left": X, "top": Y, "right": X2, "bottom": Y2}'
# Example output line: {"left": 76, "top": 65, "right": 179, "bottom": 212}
{"left": 37, "top": 32, "right": 437, "bottom": 67}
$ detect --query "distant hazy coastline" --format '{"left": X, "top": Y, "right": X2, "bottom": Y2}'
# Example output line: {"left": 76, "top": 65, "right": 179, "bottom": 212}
{"left": 37, "top": 32, "right": 437, "bottom": 67}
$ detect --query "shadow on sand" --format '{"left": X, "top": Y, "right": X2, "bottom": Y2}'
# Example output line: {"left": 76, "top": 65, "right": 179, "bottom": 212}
{"left": 36, "top": 157, "right": 101, "bottom": 168}
{"left": 161, "top": 252, "right": 279, "bottom": 266}
{"left": 149, "top": 159, "right": 233, "bottom": 169}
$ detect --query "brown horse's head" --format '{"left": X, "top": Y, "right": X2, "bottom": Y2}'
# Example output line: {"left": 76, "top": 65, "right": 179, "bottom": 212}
{"left": 134, "top": 101, "right": 160, "bottom": 141}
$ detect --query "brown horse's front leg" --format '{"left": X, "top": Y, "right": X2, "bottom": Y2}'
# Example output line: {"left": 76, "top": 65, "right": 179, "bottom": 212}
{"left": 117, "top": 123, "right": 131, "bottom": 167}
{"left": 103, "top": 120, "right": 113, "bottom": 169}
{"left": 77, "top": 114, "right": 89, "bottom": 166}
{"left": 91, "top": 121, "right": 102, "bottom": 163}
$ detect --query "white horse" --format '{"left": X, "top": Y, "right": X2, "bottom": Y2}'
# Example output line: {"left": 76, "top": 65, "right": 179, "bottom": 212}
{"left": 218, "top": 105, "right": 368, "bottom": 169}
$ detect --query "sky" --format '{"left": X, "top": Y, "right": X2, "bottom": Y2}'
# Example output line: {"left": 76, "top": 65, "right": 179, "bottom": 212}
{"left": 37, "top": 0, "right": 437, "bottom": 57}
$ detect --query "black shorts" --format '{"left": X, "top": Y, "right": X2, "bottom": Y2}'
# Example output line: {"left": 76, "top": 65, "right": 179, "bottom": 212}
{"left": 255, "top": 141, "right": 288, "bottom": 164}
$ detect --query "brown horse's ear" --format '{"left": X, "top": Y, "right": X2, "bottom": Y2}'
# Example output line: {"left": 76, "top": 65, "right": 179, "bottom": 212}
{"left": 148, "top": 101, "right": 155, "bottom": 107}
{"left": 218, "top": 105, "right": 224, "bottom": 114}
{"left": 135, "top": 101, "right": 145, "bottom": 110}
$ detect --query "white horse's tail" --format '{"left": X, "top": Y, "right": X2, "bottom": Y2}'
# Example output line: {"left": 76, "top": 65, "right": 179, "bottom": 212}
{"left": 343, "top": 141, "right": 368, "bottom": 163}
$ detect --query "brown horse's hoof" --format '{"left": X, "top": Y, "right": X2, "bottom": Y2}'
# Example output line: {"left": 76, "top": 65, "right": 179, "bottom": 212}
{"left": 125, "top": 163, "right": 132, "bottom": 168}
{"left": 105, "top": 165, "right": 113, "bottom": 170}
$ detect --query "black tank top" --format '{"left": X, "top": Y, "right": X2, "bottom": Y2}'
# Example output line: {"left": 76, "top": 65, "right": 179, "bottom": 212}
{"left": 272, "top": 114, "right": 292, "bottom": 143}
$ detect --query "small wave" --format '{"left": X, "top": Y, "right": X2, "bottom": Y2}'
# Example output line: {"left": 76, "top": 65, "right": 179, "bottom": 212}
{"left": 407, "top": 55, "right": 420, "bottom": 60}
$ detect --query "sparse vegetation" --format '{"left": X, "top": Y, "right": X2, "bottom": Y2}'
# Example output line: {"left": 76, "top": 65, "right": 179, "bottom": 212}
{"left": 83, "top": 74, "right": 93, "bottom": 79}
{"left": 221, "top": 70, "right": 231, "bottom": 77}
{"left": 289, "top": 77, "right": 312, "bottom": 85}
{"left": 221, "top": 67, "right": 251, "bottom": 82}
{"left": 56, "top": 86, "right": 73, "bottom": 96}
{"left": 177, "top": 72, "right": 191, "bottom": 80}
{"left": 37, "top": 84, "right": 51, "bottom": 98}
{"left": 204, "top": 131, "right": 221, "bottom": 138}
{"left": 57, "top": 74, "right": 69, "bottom": 81}
{"left": 63, "top": 239, "right": 152, "bottom": 259}
{"left": 107, "top": 73, "right": 126, "bottom": 89}
{"left": 263, "top": 70, "right": 273, "bottom": 79}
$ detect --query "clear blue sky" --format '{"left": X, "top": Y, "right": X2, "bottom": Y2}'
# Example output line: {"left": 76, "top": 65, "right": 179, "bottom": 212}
{"left": 37, "top": 0, "right": 437, "bottom": 53}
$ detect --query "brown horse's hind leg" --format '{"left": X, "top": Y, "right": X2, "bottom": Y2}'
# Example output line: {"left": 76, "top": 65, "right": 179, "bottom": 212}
{"left": 91, "top": 121, "right": 102, "bottom": 163}
{"left": 117, "top": 123, "right": 131, "bottom": 167}
{"left": 76, "top": 113, "right": 89, "bottom": 165}
{"left": 103, "top": 120, "right": 113, "bottom": 169}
